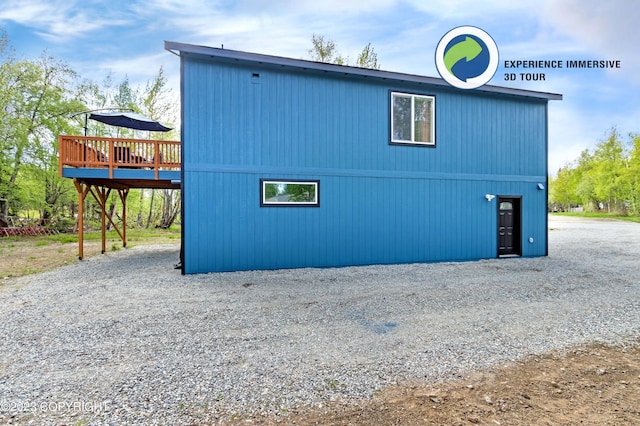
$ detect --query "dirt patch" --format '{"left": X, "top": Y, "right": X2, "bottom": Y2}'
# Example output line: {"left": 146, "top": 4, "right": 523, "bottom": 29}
{"left": 0, "top": 234, "right": 179, "bottom": 279}
{"left": 252, "top": 344, "right": 640, "bottom": 425}
{"left": 0, "top": 239, "right": 103, "bottom": 279}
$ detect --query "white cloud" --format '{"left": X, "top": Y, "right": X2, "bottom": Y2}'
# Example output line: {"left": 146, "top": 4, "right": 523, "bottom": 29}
{"left": 542, "top": 0, "right": 638, "bottom": 52}
{"left": 236, "top": 0, "right": 397, "bottom": 16}
{"left": 0, "top": 0, "right": 54, "bottom": 23}
{"left": 547, "top": 104, "right": 598, "bottom": 173}
{"left": 137, "top": 0, "right": 400, "bottom": 64}
{"left": 402, "top": 0, "right": 535, "bottom": 18}
{"left": 0, "top": 0, "right": 130, "bottom": 42}
{"left": 541, "top": 0, "right": 640, "bottom": 83}
{"left": 92, "top": 52, "right": 172, "bottom": 81}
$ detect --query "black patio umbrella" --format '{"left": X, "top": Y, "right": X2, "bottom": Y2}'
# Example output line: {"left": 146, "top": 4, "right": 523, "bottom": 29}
{"left": 89, "top": 111, "right": 172, "bottom": 132}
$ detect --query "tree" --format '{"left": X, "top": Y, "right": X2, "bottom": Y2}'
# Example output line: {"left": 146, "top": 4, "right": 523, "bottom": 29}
{"left": 0, "top": 28, "right": 182, "bottom": 229}
{"left": 142, "top": 66, "right": 175, "bottom": 123}
{"left": 308, "top": 34, "right": 345, "bottom": 64}
{"left": 78, "top": 67, "right": 180, "bottom": 229}
{"left": 619, "top": 133, "right": 640, "bottom": 214}
{"left": 308, "top": 35, "right": 381, "bottom": 69}
{"left": 139, "top": 67, "right": 180, "bottom": 229}
{"left": 0, "top": 34, "right": 84, "bottom": 218}
{"left": 591, "top": 128, "right": 626, "bottom": 212}
{"left": 573, "top": 148, "right": 599, "bottom": 211}
{"left": 159, "top": 189, "right": 180, "bottom": 229}
{"left": 549, "top": 128, "right": 640, "bottom": 216}
{"left": 356, "top": 43, "right": 380, "bottom": 70}
{"left": 550, "top": 165, "right": 581, "bottom": 211}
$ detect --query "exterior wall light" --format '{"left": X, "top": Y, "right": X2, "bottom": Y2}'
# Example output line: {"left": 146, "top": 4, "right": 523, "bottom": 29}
{"left": 485, "top": 194, "right": 496, "bottom": 202}
{"left": 537, "top": 183, "right": 545, "bottom": 190}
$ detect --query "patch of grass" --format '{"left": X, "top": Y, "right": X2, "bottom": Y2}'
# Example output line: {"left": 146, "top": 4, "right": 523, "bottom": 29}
{"left": 0, "top": 226, "right": 180, "bottom": 280}
{"left": 58, "top": 235, "right": 77, "bottom": 244}
{"left": 552, "top": 212, "right": 640, "bottom": 223}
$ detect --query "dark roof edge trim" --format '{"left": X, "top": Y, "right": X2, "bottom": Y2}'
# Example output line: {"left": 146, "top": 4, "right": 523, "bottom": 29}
{"left": 164, "top": 41, "right": 563, "bottom": 101}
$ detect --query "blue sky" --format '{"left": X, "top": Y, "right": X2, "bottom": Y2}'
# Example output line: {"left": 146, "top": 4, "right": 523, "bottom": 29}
{"left": 1, "top": 0, "right": 638, "bottom": 173}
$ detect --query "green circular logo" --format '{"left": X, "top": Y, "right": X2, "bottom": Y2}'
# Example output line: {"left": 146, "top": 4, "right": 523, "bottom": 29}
{"left": 435, "top": 26, "right": 499, "bottom": 89}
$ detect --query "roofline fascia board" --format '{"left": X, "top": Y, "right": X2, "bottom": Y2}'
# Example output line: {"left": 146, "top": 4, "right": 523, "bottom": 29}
{"left": 164, "top": 40, "right": 562, "bottom": 101}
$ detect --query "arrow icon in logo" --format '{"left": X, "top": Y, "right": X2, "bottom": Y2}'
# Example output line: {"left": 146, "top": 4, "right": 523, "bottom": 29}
{"left": 443, "top": 36, "right": 483, "bottom": 78}
{"left": 436, "top": 26, "right": 499, "bottom": 89}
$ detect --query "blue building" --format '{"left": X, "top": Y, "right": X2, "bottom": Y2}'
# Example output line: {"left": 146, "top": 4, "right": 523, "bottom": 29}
{"left": 165, "top": 41, "right": 562, "bottom": 274}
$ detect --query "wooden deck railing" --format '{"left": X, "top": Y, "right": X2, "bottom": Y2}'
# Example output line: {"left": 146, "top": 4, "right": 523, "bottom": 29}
{"left": 58, "top": 135, "right": 180, "bottom": 179}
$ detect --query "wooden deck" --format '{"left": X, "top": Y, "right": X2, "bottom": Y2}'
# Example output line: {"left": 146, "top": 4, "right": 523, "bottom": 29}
{"left": 58, "top": 135, "right": 180, "bottom": 180}
{"left": 58, "top": 135, "right": 182, "bottom": 260}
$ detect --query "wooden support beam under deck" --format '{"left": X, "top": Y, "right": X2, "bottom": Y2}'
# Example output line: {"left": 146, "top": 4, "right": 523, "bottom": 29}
{"left": 73, "top": 179, "right": 132, "bottom": 259}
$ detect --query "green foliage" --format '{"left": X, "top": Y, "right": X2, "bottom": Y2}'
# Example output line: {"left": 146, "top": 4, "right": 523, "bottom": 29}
{"left": 356, "top": 43, "right": 380, "bottom": 70}
{"left": 549, "top": 166, "right": 580, "bottom": 211}
{"left": 549, "top": 128, "right": 640, "bottom": 215}
{"left": 308, "top": 34, "right": 381, "bottom": 69}
{"left": 0, "top": 29, "right": 84, "bottom": 219}
{"left": 79, "top": 67, "right": 178, "bottom": 140}
{"left": 0, "top": 27, "right": 180, "bottom": 230}
{"left": 621, "top": 133, "right": 640, "bottom": 214}
{"left": 308, "top": 34, "right": 345, "bottom": 64}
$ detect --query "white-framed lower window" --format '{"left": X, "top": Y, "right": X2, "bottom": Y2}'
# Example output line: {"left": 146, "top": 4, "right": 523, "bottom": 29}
{"left": 390, "top": 91, "right": 435, "bottom": 146}
{"left": 260, "top": 179, "right": 320, "bottom": 207}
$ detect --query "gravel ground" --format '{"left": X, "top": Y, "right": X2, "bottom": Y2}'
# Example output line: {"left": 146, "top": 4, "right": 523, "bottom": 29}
{"left": 1, "top": 215, "right": 639, "bottom": 425}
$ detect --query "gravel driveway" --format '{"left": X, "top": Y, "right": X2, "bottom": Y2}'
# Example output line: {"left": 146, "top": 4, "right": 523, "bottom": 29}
{"left": 1, "top": 215, "right": 639, "bottom": 424}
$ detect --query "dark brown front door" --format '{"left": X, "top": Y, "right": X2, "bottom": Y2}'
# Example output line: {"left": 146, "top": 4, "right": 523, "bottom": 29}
{"left": 498, "top": 197, "right": 521, "bottom": 256}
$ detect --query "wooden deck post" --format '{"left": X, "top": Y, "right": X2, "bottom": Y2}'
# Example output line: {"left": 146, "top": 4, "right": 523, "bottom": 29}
{"left": 118, "top": 188, "right": 129, "bottom": 247}
{"left": 100, "top": 187, "right": 106, "bottom": 254}
{"left": 85, "top": 185, "right": 129, "bottom": 253}
{"left": 73, "top": 179, "right": 89, "bottom": 260}
{"left": 95, "top": 187, "right": 111, "bottom": 254}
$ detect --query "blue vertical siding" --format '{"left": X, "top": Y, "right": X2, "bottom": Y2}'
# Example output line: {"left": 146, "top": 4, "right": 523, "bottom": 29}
{"left": 183, "top": 171, "right": 545, "bottom": 273}
{"left": 182, "top": 57, "right": 549, "bottom": 273}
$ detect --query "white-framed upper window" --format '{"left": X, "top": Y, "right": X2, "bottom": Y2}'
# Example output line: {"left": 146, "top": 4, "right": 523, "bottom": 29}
{"left": 260, "top": 179, "right": 319, "bottom": 207}
{"left": 390, "top": 91, "right": 435, "bottom": 146}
